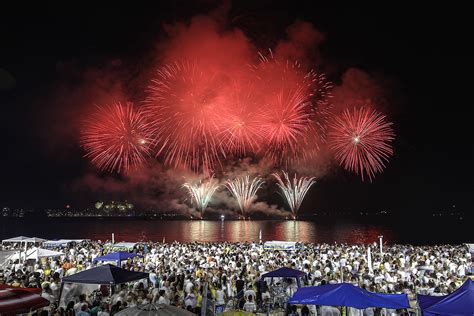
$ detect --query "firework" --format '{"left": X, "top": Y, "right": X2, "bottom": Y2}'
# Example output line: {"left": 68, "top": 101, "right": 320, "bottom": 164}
{"left": 80, "top": 102, "right": 155, "bottom": 173}
{"left": 144, "top": 61, "right": 227, "bottom": 174}
{"left": 225, "top": 175, "right": 264, "bottom": 217}
{"left": 143, "top": 53, "right": 333, "bottom": 173}
{"left": 217, "top": 82, "right": 265, "bottom": 155}
{"left": 272, "top": 171, "right": 316, "bottom": 220}
{"left": 328, "top": 106, "right": 395, "bottom": 181}
{"left": 253, "top": 52, "right": 332, "bottom": 165}
{"left": 183, "top": 179, "right": 219, "bottom": 219}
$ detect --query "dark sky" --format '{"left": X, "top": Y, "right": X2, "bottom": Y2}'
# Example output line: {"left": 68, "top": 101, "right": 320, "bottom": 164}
{"left": 0, "top": 2, "right": 472, "bottom": 214}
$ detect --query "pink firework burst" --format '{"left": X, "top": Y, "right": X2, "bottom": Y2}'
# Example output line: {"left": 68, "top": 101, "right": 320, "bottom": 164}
{"left": 328, "top": 106, "right": 395, "bottom": 181}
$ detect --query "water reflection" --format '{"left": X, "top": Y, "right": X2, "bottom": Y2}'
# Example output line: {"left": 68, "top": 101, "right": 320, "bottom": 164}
{"left": 187, "top": 220, "right": 219, "bottom": 242}
{"left": 0, "top": 217, "right": 457, "bottom": 245}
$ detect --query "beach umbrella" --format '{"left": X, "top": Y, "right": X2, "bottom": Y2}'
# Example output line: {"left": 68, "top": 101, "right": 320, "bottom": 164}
{"left": 0, "top": 286, "right": 50, "bottom": 314}
{"left": 115, "top": 303, "right": 194, "bottom": 315}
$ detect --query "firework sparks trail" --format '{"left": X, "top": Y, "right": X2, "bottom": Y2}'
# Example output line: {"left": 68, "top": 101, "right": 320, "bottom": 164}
{"left": 225, "top": 175, "right": 264, "bottom": 217}
{"left": 272, "top": 171, "right": 316, "bottom": 219}
{"left": 182, "top": 179, "right": 219, "bottom": 218}
{"left": 328, "top": 106, "right": 395, "bottom": 181}
{"left": 80, "top": 102, "right": 155, "bottom": 173}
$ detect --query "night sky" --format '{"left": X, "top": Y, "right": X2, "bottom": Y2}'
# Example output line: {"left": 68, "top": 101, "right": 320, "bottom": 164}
{"left": 0, "top": 2, "right": 472, "bottom": 215}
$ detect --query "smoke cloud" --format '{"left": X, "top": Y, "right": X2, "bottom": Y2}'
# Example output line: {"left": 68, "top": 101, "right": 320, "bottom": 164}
{"left": 51, "top": 3, "right": 395, "bottom": 216}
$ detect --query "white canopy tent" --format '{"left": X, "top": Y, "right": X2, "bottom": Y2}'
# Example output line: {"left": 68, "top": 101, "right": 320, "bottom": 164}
{"left": 25, "top": 247, "right": 63, "bottom": 260}
{"left": 105, "top": 242, "right": 137, "bottom": 251}
{"left": 8, "top": 247, "right": 64, "bottom": 261}
{"left": 2, "top": 236, "right": 46, "bottom": 245}
{"left": 2, "top": 236, "right": 48, "bottom": 264}
{"left": 23, "top": 237, "right": 47, "bottom": 243}
{"left": 263, "top": 241, "right": 299, "bottom": 251}
{"left": 2, "top": 236, "right": 30, "bottom": 244}
{"left": 43, "top": 239, "right": 90, "bottom": 248}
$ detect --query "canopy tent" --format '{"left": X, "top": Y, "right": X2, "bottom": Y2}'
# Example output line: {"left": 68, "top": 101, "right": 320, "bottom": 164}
{"left": 261, "top": 267, "right": 307, "bottom": 287}
{"left": 418, "top": 295, "right": 445, "bottom": 310}
{"left": 264, "top": 241, "right": 299, "bottom": 251}
{"left": 43, "top": 239, "right": 90, "bottom": 248}
{"left": 62, "top": 264, "right": 148, "bottom": 285}
{"left": 1, "top": 236, "right": 45, "bottom": 244}
{"left": 0, "top": 285, "right": 50, "bottom": 314}
{"left": 7, "top": 247, "right": 64, "bottom": 261}
{"left": 59, "top": 264, "right": 149, "bottom": 308}
{"left": 262, "top": 267, "right": 307, "bottom": 278}
{"left": 1, "top": 236, "right": 30, "bottom": 243}
{"left": 418, "top": 279, "right": 474, "bottom": 315}
{"left": 23, "top": 237, "right": 46, "bottom": 243}
{"left": 93, "top": 251, "right": 141, "bottom": 267}
{"left": 105, "top": 242, "right": 137, "bottom": 251}
{"left": 25, "top": 247, "right": 63, "bottom": 260}
{"left": 115, "top": 303, "right": 195, "bottom": 315}
{"left": 288, "top": 283, "right": 410, "bottom": 309}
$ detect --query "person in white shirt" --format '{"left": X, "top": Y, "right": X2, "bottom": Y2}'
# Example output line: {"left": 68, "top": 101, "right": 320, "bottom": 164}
{"left": 244, "top": 282, "right": 256, "bottom": 300}
{"left": 215, "top": 287, "right": 226, "bottom": 314}
{"left": 184, "top": 292, "right": 197, "bottom": 309}
{"left": 157, "top": 289, "right": 170, "bottom": 305}
{"left": 185, "top": 278, "right": 194, "bottom": 294}
{"left": 243, "top": 295, "right": 256, "bottom": 312}
{"left": 364, "top": 307, "right": 375, "bottom": 316}
{"left": 321, "top": 305, "right": 341, "bottom": 316}
{"left": 457, "top": 264, "right": 466, "bottom": 277}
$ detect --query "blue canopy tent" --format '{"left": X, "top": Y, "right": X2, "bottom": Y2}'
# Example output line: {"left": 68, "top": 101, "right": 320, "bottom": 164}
{"left": 418, "top": 279, "right": 474, "bottom": 315}
{"left": 418, "top": 295, "right": 445, "bottom": 310}
{"left": 61, "top": 264, "right": 148, "bottom": 285}
{"left": 93, "top": 251, "right": 141, "bottom": 267}
{"left": 59, "top": 264, "right": 149, "bottom": 307}
{"left": 288, "top": 283, "right": 410, "bottom": 309}
{"left": 261, "top": 267, "right": 307, "bottom": 288}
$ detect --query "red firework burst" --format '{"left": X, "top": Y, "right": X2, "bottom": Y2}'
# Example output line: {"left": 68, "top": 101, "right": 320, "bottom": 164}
{"left": 254, "top": 53, "right": 332, "bottom": 165}
{"left": 80, "top": 102, "right": 155, "bottom": 173}
{"left": 144, "top": 61, "right": 226, "bottom": 173}
{"left": 217, "top": 81, "right": 265, "bottom": 156}
{"left": 143, "top": 55, "right": 332, "bottom": 173}
{"left": 328, "top": 106, "right": 395, "bottom": 181}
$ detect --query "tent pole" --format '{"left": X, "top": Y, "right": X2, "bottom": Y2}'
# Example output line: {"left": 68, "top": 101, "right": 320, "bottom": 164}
{"left": 378, "top": 235, "right": 383, "bottom": 255}
{"left": 23, "top": 241, "right": 28, "bottom": 263}
{"left": 57, "top": 281, "right": 65, "bottom": 306}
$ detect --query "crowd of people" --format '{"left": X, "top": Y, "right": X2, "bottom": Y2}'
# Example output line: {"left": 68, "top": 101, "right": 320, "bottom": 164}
{"left": 0, "top": 240, "right": 472, "bottom": 315}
